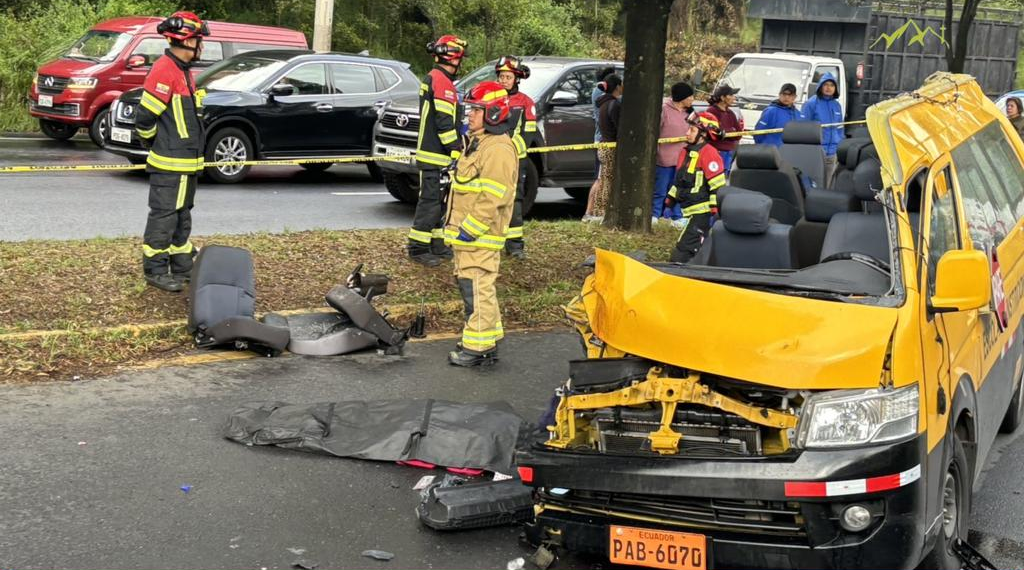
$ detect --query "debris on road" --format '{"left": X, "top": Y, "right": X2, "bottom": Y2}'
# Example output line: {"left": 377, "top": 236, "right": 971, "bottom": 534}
{"left": 506, "top": 557, "right": 526, "bottom": 570}
{"left": 413, "top": 475, "right": 436, "bottom": 490}
{"left": 179, "top": 484, "right": 192, "bottom": 494}
{"left": 292, "top": 559, "right": 319, "bottom": 570}
{"left": 286, "top": 547, "right": 307, "bottom": 555}
{"left": 361, "top": 549, "right": 395, "bottom": 561}
{"left": 528, "top": 545, "right": 556, "bottom": 570}
{"left": 417, "top": 477, "right": 534, "bottom": 531}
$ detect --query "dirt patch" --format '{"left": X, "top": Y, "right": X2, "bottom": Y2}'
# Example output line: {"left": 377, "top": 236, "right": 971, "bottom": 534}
{"left": 0, "top": 221, "right": 678, "bottom": 381}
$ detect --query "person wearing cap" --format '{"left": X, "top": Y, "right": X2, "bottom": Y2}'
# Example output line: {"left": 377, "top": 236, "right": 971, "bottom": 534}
{"left": 594, "top": 74, "right": 623, "bottom": 219}
{"left": 653, "top": 82, "right": 694, "bottom": 226}
{"left": 801, "top": 72, "right": 844, "bottom": 187}
{"left": 443, "top": 81, "right": 518, "bottom": 367}
{"left": 753, "top": 83, "right": 803, "bottom": 147}
{"left": 706, "top": 84, "right": 743, "bottom": 174}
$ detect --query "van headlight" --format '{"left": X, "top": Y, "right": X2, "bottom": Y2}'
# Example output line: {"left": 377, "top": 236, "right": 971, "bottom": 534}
{"left": 68, "top": 77, "right": 98, "bottom": 90}
{"left": 797, "top": 384, "right": 918, "bottom": 449}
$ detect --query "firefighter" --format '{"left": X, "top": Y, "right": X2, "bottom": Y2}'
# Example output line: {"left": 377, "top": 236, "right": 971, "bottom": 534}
{"left": 666, "top": 111, "right": 727, "bottom": 263}
{"left": 134, "top": 11, "right": 209, "bottom": 292}
{"left": 494, "top": 55, "right": 536, "bottom": 259}
{"left": 444, "top": 81, "right": 518, "bottom": 367}
{"left": 407, "top": 34, "right": 468, "bottom": 266}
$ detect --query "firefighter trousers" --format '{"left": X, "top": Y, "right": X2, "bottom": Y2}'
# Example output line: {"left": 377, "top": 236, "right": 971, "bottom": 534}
{"left": 670, "top": 213, "right": 711, "bottom": 263}
{"left": 408, "top": 169, "right": 447, "bottom": 254}
{"left": 454, "top": 248, "right": 504, "bottom": 354}
{"left": 143, "top": 172, "right": 196, "bottom": 276}
{"left": 505, "top": 160, "right": 528, "bottom": 252}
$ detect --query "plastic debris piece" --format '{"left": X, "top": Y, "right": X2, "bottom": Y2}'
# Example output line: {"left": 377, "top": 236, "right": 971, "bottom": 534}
{"left": 77, "top": 441, "right": 87, "bottom": 446}
{"left": 529, "top": 545, "right": 556, "bottom": 570}
{"left": 287, "top": 548, "right": 307, "bottom": 555}
{"left": 292, "top": 559, "right": 319, "bottom": 570}
{"left": 180, "top": 485, "right": 192, "bottom": 494}
{"left": 492, "top": 472, "right": 513, "bottom": 481}
{"left": 550, "top": 488, "right": 569, "bottom": 496}
{"left": 362, "top": 550, "right": 395, "bottom": 561}
{"left": 507, "top": 557, "right": 526, "bottom": 570}
{"left": 413, "top": 475, "right": 436, "bottom": 490}
{"left": 229, "top": 544, "right": 239, "bottom": 549}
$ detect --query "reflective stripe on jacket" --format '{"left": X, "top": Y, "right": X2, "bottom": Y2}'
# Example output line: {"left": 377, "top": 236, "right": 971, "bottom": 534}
{"left": 444, "top": 132, "right": 518, "bottom": 250}
{"left": 134, "top": 50, "right": 204, "bottom": 175}
{"left": 668, "top": 141, "right": 726, "bottom": 215}
{"left": 416, "top": 67, "right": 464, "bottom": 169}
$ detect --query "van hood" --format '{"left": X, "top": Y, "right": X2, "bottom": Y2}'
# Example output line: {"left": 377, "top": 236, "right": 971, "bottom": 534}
{"left": 37, "top": 58, "right": 110, "bottom": 78}
{"left": 583, "top": 250, "right": 897, "bottom": 390}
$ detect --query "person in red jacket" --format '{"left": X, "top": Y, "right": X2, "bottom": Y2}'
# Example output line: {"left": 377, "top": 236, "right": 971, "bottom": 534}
{"left": 407, "top": 34, "right": 468, "bottom": 266}
{"left": 494, "top": 55, "right": 536, "bottom": 259}
{"left": 706, "top": 84, "right": 743, "bottom": 174}
{"left": 134, "top": 11, "right": 209, "bottom": 292}
{"left": 665, "top": 112, "right": 727, "bottom": 263}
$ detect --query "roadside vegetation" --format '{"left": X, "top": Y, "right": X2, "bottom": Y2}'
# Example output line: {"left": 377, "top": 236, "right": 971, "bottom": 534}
{"left": 0, "top": 221, "right": 680, "bottom": 382}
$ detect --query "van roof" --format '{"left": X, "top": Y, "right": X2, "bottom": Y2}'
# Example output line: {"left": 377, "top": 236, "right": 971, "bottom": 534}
{"left": 730, "top": 52, "right": 844, "bottom": 66}
{"left": 91, "top": 17, "right": 307, "bottom": 47}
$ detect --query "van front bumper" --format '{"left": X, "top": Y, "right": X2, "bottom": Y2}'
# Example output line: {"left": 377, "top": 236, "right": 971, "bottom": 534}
{"left": 518, "top": 434, "right": 933, "bottom": 569}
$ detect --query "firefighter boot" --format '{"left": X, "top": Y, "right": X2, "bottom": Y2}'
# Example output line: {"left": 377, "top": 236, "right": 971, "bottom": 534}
{"left": 408, "top": 242, "right": 443, "bottom": 267}
{"left": 504, "top": 239, "right": 526, "bottom": 260}
{"left": 448, "top": 347, "right": 498, "bottom": 367}
{"left": 145, "top": 272, "right": 185, "bottom": 293}
{"left": 430, "top": 237, "right": 453, "bottom": 260}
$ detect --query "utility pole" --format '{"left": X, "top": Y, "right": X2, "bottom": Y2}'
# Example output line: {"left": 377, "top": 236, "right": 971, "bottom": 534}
{"left": 313, "top": 0, "right": 334, "bottom": 53}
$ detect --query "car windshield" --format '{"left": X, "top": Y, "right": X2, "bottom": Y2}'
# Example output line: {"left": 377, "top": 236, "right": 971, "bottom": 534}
{"left": 719, "top": 58, "right": 811, "bottom": 101}
{"left": 197, "top": 55, "right": 290, "bottom": 92}
{"left": 65, "top": 30, "right": 133, "bottom": 63}
{"left": 457, "top": 62, "right": 568, "bottom": 100}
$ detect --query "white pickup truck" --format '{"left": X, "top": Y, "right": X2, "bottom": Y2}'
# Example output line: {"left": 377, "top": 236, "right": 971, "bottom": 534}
{"left": 717, "top": 52, "right": 847, "bottom": 142}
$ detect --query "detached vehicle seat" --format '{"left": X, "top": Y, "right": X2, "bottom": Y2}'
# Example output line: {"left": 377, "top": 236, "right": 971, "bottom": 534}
{"left": 187, "top": 245, "right": 290, "bottom": 356}
{"left": 705, "top": 192, "right": 797, "bottom": 270}
{"left": 780, "top": 121, "right": 826, "bottom": 190}
{"left": 819, "top": 157, "right": 891, "bottom": 264}
{"left": 728, "top": 145, "right": 804, "bottom": 224}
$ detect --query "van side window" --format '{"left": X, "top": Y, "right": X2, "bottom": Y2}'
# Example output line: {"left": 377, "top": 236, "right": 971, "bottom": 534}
{"left": 926, "top": 168, "right": 960, "bottom": 298}
{"left": 556, "top": 71, "right": 593, "bottom": 105}
{"left": 329, "top": 63, "right": 376, "bottom": 94}
{"left": 951, "top": 121, "right": 1024, "bottom": 250}
{"left": 131, "top": 38, "right": 166, "bottom": 65}
{"left": 196, "top": 41, "right": 223, "bottom": 65}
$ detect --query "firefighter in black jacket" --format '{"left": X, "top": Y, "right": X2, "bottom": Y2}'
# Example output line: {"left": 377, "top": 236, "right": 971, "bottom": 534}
{"left": 134, "top": 11, "right": 209, "bottom": 292}
{"left": 406, "top": 34, "right": 468, "bottom": 266}
{"left": 666, "top": 111, "right": 727, "bottom": 263}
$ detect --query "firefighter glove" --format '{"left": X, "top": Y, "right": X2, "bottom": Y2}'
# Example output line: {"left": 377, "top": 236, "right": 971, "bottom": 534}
{"left": 456, "top": 228, "right": 475, "bottom": 242}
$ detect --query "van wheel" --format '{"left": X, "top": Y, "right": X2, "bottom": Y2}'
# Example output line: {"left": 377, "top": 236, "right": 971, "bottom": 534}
{"left": 564, "top": 186, "right": 590, "bottom": 203}
{"left": 384, "top": 172, "right": 418, "bottom": 204}
{"left": 39, "top": 119, "right": 77, "bottom": 141}
{"left": 205, "top": 127, "right": 252, "bottom": 184}
{"left": 1000, "top": 372, "right": 1024, "bottom": 433}
{"left": 88, "top": 107, "right": 109, "bottom": 147}
{"left": 920, "top": 434, "right": 971, "bottom": 570}
{"left": 522, "top": 159, "right": 540, "bottom": 216}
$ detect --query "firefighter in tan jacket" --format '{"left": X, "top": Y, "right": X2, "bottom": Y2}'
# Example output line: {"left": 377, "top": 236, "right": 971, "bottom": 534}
{"left": 444, "top": 81, "right": 519, "bottom": 366}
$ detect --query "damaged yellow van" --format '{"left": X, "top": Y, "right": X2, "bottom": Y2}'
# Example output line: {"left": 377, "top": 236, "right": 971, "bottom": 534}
{"left": 517, "top": 73, "right": 1024, "bottom": 570}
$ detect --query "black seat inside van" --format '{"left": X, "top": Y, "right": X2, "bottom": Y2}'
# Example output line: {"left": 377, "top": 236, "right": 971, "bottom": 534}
{"left": 780, "top": 121, "right": 826, "bottom": 189}
{"left": 703, "top": 192, "right": 797, "bottom": 269}
{"left": 819, "top": 157, "right": 891, "bottom": 264}
{"left": 728, "top": 145, "right": 804, "bottom": 224}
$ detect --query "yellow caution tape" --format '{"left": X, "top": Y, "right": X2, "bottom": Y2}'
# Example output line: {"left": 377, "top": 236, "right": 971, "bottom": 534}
{"left": 0, "top": 120, "right": 868, "bottom": 173}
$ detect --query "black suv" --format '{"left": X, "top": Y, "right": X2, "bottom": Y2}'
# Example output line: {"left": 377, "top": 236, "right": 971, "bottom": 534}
{"left": 104, "top": 50, "right": 419, "bottom": 183}
{"left": 373, "top": 57, "right": 625, "bottom": 212}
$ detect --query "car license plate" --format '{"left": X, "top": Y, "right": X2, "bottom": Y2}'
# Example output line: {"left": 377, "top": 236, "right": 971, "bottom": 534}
{"left": 382, "top": 145, "right": 412, "bottom": 163}
{"left": 609, "top": 525, "right": 707, "bottom": 570}
{"left": 111, "top": 127, "right": 132, "bottom": 144}
{"left": 38, "top": 95, "right": 53, "bottom": 107}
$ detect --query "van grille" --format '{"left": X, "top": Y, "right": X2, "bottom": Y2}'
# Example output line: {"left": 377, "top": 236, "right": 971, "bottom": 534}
{"left": 380, "top": 112, "right": 420, "bottom": 132}
{"left": 38, "top": 75, "right": 69, "bottom": 95}
{"left": 593, "top": 410, "right": 762, "bottom": 457}
{"left": 539, "top": 489, "right": 806, "bottom": 537}
{"left": 31, "top": 102, "right": 80, "bottom": 117}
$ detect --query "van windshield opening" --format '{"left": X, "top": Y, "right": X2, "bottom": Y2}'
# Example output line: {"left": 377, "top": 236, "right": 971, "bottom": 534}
{"left": 719, "top": 58, "right": 811, "bottom": 101}
{"left": 65, "top": 31, "right": 132, "bottom": 63}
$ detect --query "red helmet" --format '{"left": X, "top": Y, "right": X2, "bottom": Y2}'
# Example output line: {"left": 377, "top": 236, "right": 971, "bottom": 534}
{"left": 689, "top": 111, "right": 723, "bottom": 141}
{"left": 466, "top": 81, "right": 511, "bottom": 131}
{"left": 494, "top": 55, "right": 530, "bottom": 79}
{"left": 158, "top": 11, "right": 209, "bottom": 41}
{"left": 427, "top": 34, "right": 467, "bottom": 65}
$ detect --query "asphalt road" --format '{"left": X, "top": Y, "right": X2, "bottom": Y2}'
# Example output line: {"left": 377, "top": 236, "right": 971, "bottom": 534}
{"left": 1, "top": 331, "right": 1023, "bottom": 569}
{"left": 0, "top": 137, "right": 585, "bottom": 241}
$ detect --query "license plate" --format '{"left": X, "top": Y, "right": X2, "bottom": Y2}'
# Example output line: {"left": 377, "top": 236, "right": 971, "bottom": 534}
{"left": 381, "top": 145, "right": 412, "bottom": 164}
{"left": 609, "top": 525, "right": 707, "bottom": 570}
{"left": 38, "top": 95, "right": 53, "bottom": 107}
{"left": 111, "top": 126, "right": 132, "bottom": 144}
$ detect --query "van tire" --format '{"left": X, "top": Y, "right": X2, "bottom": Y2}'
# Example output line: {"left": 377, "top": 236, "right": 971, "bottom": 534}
{"left": 522, "top": 159, "right": 539, "bottom": 216}
{"left": 564, "top": 186, "right": 590, "bottom": 203}
{"left": 88, "top": 107, "right": 109, "bottom": 147}
{"left": 205, "top": 127, "right": 253, "bottom": 184}
{"left": 39, "top": 119, "right": 77, "bottom": 141}
{"left": 920, "top": 434, "right": 971, "bottom": 570}
{"left": 1000, "top": 373, "right": 1024, "bottom": 433}
{"left": 384, "top": 172, "right": 419, "bottom": 204}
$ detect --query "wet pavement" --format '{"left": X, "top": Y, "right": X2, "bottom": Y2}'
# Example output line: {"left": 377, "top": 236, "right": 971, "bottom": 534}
{"left": 0, "top": 136, "right": 585, "bottom": 241}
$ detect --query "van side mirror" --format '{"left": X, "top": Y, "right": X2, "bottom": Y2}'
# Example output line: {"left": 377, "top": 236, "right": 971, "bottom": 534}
{"left": 268, "top": 83, "right": 296, "bottom": 98}
{"left": 550, "top": 90, "right": 579, "bottom": 107}
{"left": 126, "top": 55, "right": 147, "bottom": 68}
{"left": 929, "top": 249, "right": 991, "bottom": 313}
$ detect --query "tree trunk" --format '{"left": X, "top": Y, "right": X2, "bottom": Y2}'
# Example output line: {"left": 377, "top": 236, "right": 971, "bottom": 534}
{"left": 668, "top": 0, "right": 690, "bottom": 39}
{"left": 945, "top": 0, "right": 980, "bottom": 73}
{"left": 605, "top": 0, "right": 673, "bottom": 232}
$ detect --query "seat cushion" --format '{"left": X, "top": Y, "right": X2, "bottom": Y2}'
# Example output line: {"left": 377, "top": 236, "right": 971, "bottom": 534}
{"left": 709, "top": 220, "right": 797, "bottom": 270}
{"left": 819, "top": 213, "right": 890, "bottom": 262}
{"left": 188, "top": 245, "right": 257, "bottom": 333}
{"left": 735, "top": 145, "right": 783, "bottom": 170}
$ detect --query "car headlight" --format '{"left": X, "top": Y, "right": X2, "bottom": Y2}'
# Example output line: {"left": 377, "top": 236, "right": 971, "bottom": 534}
{"left": 797, "top": 384, "right": 919, "bottom": 449}
{"left": 32, "top": 73, "right": 38, "bottom": 87}
{"left": 68, "top": 77, "right": 98, "bottom": 90}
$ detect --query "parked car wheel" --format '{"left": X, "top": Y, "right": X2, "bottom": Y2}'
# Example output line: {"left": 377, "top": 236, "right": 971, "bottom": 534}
{"left": 300, "top": 162, "right": 332, "bottom": 172}
{"left": 522, "top": 159, "right": 539, "bottom": 216}
{"left": 919, "top": 433, "right": 970, "bottom": 570}
{"left": 564, "top": 186, "right": 590, "bottom": 203}
{"left": 205, "top": 127, "right": 253, "bottom": 184}
{"left": 88, "top": 108, "right": 109, "bottom": 147}
{"left": 39, "top": 119, "right": 77, "bottom": 141}
{"left": 384, "top": 172, "right": 419, "bottom": 204}
{"left": 366, "top": 162, "right": 384, "bottom": 183}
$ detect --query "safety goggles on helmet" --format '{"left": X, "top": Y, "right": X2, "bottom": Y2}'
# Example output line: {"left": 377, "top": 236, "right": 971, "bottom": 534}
{"left": 686, "top": 110, "right": 723, "bottom": 141}
{"left": 494, "top": 56, "right": 530, "bottom": 79}
{"left": 465, "top": 81, "right": 511, "bottom": 131}
{"left": 158, "top": 11, "right": 210, "bottom": 42}
{"left": 427, "top": 35, "right": 467, "bottom": 65}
